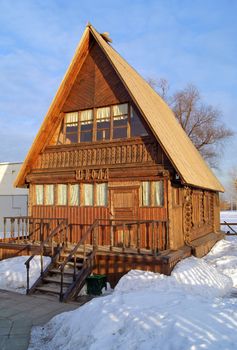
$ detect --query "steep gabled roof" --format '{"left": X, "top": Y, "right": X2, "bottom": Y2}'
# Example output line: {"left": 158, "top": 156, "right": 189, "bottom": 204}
{"left": 15, "top": 24, "right": 224, "bottom": 192}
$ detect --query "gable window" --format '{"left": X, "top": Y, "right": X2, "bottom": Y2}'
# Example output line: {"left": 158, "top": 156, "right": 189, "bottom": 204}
{"left": 65, "top": 112, "right": 78, "bottom": 144}
{"left": 35, "top": 185, "right": 44, "bottom": 205}
{"left": 57, "top": 184, "right": 67, "bottom": 205}
{"left": 96, "top": 107, "right": 110, "bottom": 141}
{"left": 69, "top": 184, "right": 80, "bottom": 206}
{"left": 112, "top": 103, "right": 128, "bottom": 139}
{"left": 79, "top": 109, "right": 93, "bottom": 142}
{"left": 141, "top": 181, "right": 164, "bottom": 207}
{"left": 130, "top": 106, "right": 148, "bottom": 137}
{"left": 45, "top": 184, "right": 54, "bottom": 205}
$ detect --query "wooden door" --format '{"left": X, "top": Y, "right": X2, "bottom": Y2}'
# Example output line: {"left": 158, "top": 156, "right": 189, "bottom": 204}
{"left": 110, "top": 187, "right": 139, "bottom": 247}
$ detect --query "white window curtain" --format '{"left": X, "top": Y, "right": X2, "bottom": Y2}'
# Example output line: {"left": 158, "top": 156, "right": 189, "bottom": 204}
{"left": 65, "top": 112, "right": 78, "bottom": 124}
{"left": 142, "top": 181, "right": 150, "bottom": 206}
{"left": 84, "top": 184, "right": 94, "bottom": 206}
{"left": 57, "top": 184, "right": 67, "bottom": 205}
{"left": 80, "top": 109, "right": 93, "bottom": 124}
{"left": 96, "top": 183, "right": 108, "bottom": 206}
{"left": 113, "top": 103, "right": 128, "bottom": 117}
{"left": 97, "top": 107, "right": 110, "bottom": 120}
{"left": 45, "top": 185, "right": 54, "bottom": 205}
{"left": 69, "top": 184, "right": 79, "bottom": 206}
{"left": 154, "top": 181, "right": 164, "bottom": 206}
{"left": 35, "top": 185, "right": 44, "bottom": 205}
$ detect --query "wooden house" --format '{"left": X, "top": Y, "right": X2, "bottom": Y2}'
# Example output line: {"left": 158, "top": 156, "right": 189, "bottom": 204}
{"left": 1, "top": 24, "right": 224, "bottom": 300}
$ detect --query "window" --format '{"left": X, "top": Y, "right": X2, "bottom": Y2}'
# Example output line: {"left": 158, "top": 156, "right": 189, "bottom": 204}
{"left": 35, "top": 185, "right": 44, "bottom": 205}
{"left": 79, "top": 109, "right": 93, "bottom": 142}
{"left": 112, "top": 103, "right": 128, "bottom": 139}
{"left": 84, "top": 184, "right": 94, "bottom": 206}
{"left": 96, "top": 183, "right": 108, "bottom": 206}
{"left": 69, "top": 184, "right": 80, "bottom": 206}
{"left": 45, "top": 185, "right": 54, "bottom": 205}
{"left": 57, "top": 184, "right": 67, "bottom": 205}
{"left": 65, "top": 112, "right": 78, "bottom": 144}
{"left": 141, "top": 181, "right": 164, "bottom": 207}
{"left": 96, "top": 107, "right": 110, "bottom": 141}
{"left": 130, "top": 106, "right": 148, "bottom": 137}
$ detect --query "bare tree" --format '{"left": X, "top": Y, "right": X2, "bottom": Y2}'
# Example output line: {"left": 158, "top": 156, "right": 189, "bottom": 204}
{"left": 147, "top": 78, "right": 234, "bottom": 167}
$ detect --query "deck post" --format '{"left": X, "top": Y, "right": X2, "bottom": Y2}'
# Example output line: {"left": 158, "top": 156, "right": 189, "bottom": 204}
{"left": 3, "top": 218, "right": 6, "bottom": 241}
{"left": 137, "top": 222, "right": 141, "bottom": 254}
{"left": 10, "top": 218, "right": 14, "bottom": 240}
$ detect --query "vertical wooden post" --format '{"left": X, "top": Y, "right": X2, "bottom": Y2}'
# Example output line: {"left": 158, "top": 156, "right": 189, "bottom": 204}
{"left": 152, "top": 221, "right": 155, "bottom": 255}
{"left": 10, "top": 218, "right": 14, "bottom": 240}
{"left": 137, "top": 221, "right": 141, "bottom": 254}
{"left": 122, "top": 223, "right": 125, "bottom": 252}
{"left": 17, "top": 218, "right": 20, "bottom": 243}
{"left": 3, "top": 218, "right": 6, "bottom": 241}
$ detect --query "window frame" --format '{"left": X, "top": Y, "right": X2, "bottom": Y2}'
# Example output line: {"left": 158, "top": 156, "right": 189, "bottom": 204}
{"left": 140, "top": 180, "right": 164, "bottom": 207}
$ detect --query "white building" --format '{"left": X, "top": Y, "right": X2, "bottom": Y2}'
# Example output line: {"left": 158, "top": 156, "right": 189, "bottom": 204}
{"left": 0, "top": 162, "right": 28, "bottom": 232}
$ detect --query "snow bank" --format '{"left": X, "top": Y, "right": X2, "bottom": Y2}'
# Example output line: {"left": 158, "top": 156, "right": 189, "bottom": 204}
{"left": 0, "top": 256, "right": 51, "bottom": 293}
{"left": 172, "top": 256, "right": 233, "bottom": 297}
{"left": 28, "top": 212, "right": 237, "bottom": 350}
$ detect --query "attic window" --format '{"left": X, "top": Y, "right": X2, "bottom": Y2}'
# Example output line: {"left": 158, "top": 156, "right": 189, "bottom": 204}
{"left": 65, "top": 112, "right": 78, "bottom": 143}
{"left": 112, "top": 103, "right": 128, "bottom": 139}
{"left": 96, "top": 107, "right": 110, "bottom": 140}
{"left": 79, "top": 109, "right": 93, "bottom": 142}
{"left": 130, "top": 106, "right": 148, "bottom": 137}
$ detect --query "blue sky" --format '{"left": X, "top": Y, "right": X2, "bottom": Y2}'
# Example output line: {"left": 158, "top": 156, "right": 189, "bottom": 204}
{"left": 0, "top": 0, "right": 236, "bottom": 186}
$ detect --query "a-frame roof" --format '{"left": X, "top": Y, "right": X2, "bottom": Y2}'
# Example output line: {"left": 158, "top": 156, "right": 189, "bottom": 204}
{"left": 15, "top": 24, "right": 224, "bottom": 192}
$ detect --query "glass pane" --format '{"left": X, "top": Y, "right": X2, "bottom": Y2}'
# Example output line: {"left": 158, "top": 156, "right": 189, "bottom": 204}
{"left": 97, "top": 107, "right": 110, "bottom": 120}
{"left": 69, "top": 184, "right": 79, "bottom": 206}
{"left": 35, "top": 185, "right": 44, "bottom": 205}
{"left": 113, "top": 116, "right": 128, "bottom": 127}
{"left": 45, "top": 185, "right": 54, "bottom": 205}
{"left": 84, "top": 184, "right": 94, "bottom": 206}
{"left": 131, "top": 107, "right": 148, "bottom": 137}
{"left": 113, "top": 127, "right": 127, "bottom": 139}
{"left": 65, "top": 112, "right": 78, "bottom": 123}
{"left": 154, "top": 181, "right": 164, "bottom": 206}
{"left": 80, "top": 131, "right": 93, "bottom": 142}
{"left": 113, "top": 103, "right": 128, "bottom": 116}
{"left": 80, "top": 109, "right": 93, "bottom": 122}
{"left": 96, "top": 183, "right": 108, "bottom": 206}
{"left": 97, "top": 129, "right": 110, "bottom": 141}
{"left": 142, "top": 181, "right": 150, "bottom": 206}
{"left": 97, "top": 120, "right": 110, "bottom": 129}
{"left": 65, "top": 133, "right": 78, "bottom": 143}
{"left": 66, "top": 125, "right": 78, "bottom": 133}
{"left": 57, "top": 184, "right": 67, "bottom": 205}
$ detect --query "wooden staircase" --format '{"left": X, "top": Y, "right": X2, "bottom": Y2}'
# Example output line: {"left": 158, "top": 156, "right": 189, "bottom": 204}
{"left": 25, "top": 220, "right": 98, "bottom": 302}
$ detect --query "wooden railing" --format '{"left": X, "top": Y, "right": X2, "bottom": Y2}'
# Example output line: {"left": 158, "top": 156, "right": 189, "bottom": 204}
{"left": 2, "top": 216, "right": 66, "bottom": 243}
{"left": 25, "top": 219, "right": 68, "bottom": 294}
{"left": 221, "top": 221, "right": 237, "bottom": 235}
{"left": 86, "top": 219, "right": 168, "bottom": 253}
{"left": 59, "top": 219, "right": 168, "bottom": 301}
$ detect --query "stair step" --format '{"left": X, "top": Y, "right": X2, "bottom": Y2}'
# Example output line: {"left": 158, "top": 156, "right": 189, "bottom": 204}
{"left": 50, "top": 268, "right": 76, "bottom": 275}
{"left": 35, "top": 283, "right": 67, "bottom": 295}
{"left": 43, "top": 275, "right": 73, "bottom": 285}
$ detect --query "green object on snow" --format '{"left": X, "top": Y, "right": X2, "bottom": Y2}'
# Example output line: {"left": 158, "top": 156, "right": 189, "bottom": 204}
{"left": 86, "top": 274, "right": 107, "bottom": 295}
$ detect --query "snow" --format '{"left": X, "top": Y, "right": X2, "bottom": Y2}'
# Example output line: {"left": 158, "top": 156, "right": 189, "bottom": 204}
{"left": 28, "top": 212, "right": 237, "bottom": 350}
{"left": 0, "top": 255, "right": 51, "bottom": 293}
{"left": 220, "top": 210, "right": 237, "bottom": 233}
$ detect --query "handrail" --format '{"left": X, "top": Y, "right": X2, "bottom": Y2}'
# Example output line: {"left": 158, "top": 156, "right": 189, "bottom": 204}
{"left": 25, "top": 219, "right": 68, "bottom": 294}
{"left": 60, "top": 219, "right": 99, "bottom": 272}
{"left": 59, "top": 219, "right": 99, "bottom": 301}
{"left": 221, "top": 221, "right": 237, "bottom": 235}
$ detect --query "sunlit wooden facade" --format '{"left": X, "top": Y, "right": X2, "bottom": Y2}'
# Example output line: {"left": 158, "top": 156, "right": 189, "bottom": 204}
{"left": 15, "top": 24, "right": 224, "bottom": 256}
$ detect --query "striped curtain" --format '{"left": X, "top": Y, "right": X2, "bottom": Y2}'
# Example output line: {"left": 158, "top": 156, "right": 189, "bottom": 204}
{"left": 154, "top": 181, "right": 164, "bottom": 206}
{"left": 96, "top": 183, "right": 108, "bottom": 206}
{"left": 57, "top": 184, "right": 67, "bottom": 205}
{"left": 65, "top": 112, "right": 78, "bottom": 124}
{"left": 45, "top": 185, "right": 54, "bottom": 205}
{"left": 84, "top": 184, "right": 94, "bottom": 206}
{"left": 69, "top": 184, "right": 79, "bottom": 206}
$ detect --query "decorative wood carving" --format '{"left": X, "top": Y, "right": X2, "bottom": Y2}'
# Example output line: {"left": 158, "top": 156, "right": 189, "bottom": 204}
{"left": 183, "top": 187, "right": 192, "bottom": 244}
{"left": 34, "top": 139, "right": 160, "bottom": 170}
{"left": 75, "top": 168, "right": 109, "bottom": 181}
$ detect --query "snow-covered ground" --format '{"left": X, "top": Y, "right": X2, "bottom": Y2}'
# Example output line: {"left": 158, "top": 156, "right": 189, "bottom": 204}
{"left": 0, "top": 256, "right": 51, "bottom": 293}
{"left": 27, "top": 212, "right": 237, "bottom": 350}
